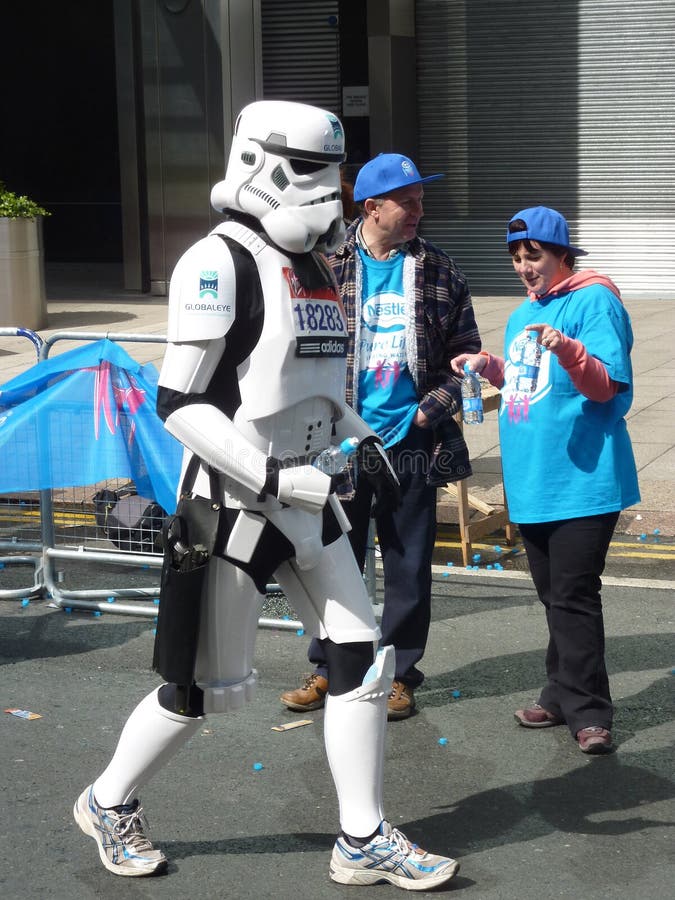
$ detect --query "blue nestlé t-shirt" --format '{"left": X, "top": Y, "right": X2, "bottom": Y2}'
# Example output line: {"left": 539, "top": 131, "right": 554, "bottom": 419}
{"left": 499, "top": 283, "right": 640, "bottom": 524}
{"left": 357, "top": 249, "right": 418, "bottom": 448}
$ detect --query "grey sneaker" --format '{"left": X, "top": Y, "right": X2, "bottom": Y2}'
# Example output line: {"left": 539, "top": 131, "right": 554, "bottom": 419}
{"left": 330, "top": 820, "right": 459, "bottom": 890}
{"left": 73, "top": 784, "right": 167, "bottom": 876}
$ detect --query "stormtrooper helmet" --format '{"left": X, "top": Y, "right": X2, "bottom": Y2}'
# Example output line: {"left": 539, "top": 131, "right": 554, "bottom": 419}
{"left": 211, "top": 100, "right": 346, "bottom": 254}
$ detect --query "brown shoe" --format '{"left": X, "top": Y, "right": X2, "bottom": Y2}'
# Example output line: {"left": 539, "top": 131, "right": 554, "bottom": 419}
{"left": 577, "top": 726, "right": 613, "bottom": 754}
{"left": 280, "top": 674, "right": 328, "bottom": 711}
{"left": 388, "top": 681, "right": 415, "bottom": 720}
{"left": 514, "top": 703, "right": 564, "bottom": 728}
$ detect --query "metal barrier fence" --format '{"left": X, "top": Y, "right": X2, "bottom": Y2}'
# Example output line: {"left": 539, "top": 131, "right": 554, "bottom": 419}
{"left": 1, "top": 329, "right": 377, "bottom": 627}
{"left": 36, "top": 332, "right": 172, "bottom": 616}
{"left": 0, "top": 328, "right": 45, "bottom": 599}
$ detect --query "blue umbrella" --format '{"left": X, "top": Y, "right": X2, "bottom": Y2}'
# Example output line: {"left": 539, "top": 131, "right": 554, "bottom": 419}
{"left": 0, "top": 339, "right": 182, "bottom": 513}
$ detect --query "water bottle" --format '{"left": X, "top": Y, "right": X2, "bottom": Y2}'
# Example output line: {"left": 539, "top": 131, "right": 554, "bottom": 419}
{"left": 313, "top": 437, "right": 359, "bottom": 474}
{"left": 516, "top": 330, "right": 542, "bottom": 394}
{"left": 461, "top": 363, "right": 483, "bottom": 425}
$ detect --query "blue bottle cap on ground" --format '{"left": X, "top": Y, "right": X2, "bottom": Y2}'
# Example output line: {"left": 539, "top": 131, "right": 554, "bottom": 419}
{"left": 253, "top": 762, "right": 264, "bottom": 771}
{"left": 438, "top": 737, "right": 448, "bottom": 746}
{"left": 452, "top": 689, "right": 461, "bottom": 698}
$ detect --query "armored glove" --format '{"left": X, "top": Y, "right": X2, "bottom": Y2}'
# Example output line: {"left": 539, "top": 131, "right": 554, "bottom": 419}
{"left": 262, "top": 458, "right": 331, "bottom": 515}
{"left": 357, "top": 436, "right": 401, "bottom": 516}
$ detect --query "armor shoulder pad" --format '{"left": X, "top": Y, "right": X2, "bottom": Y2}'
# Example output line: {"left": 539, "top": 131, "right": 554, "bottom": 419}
{"left": 167, "top": 235, "right": 236, "bottom": 341}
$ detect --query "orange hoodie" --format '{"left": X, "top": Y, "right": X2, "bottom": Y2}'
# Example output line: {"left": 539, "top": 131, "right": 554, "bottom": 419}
{"left": 527, "top": 269, "right": 622, "bottom": 303}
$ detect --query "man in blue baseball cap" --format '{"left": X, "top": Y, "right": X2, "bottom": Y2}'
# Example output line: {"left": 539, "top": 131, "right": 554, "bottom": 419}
{"left": 353, "top": 152, "right": 443, "bottom": 201}
{"left": 282, "top": 152, "right": 481, "bottom": 721}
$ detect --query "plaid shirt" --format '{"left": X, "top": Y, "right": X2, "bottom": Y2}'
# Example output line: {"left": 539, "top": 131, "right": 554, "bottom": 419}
{"left": 328, "top": 219, "right": 482, "bottom": 484}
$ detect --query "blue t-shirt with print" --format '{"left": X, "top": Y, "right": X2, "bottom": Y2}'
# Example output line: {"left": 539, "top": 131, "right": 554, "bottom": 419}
{"left": 498, "top": 282, "right": 640, "bottom": 524}
{"left": 357, "top": 249, "right": 418, "bottom": 447}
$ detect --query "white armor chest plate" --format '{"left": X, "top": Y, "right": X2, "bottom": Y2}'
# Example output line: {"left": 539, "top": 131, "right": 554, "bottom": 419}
{"left": 220, "top": 221, "right": 349, "bottom": 458}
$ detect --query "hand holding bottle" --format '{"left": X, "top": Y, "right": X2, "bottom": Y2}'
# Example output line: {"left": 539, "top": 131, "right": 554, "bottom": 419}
{"left": 461, "top": 363, "right": 484, "bottom": 425}
{"left": 524, "top": 323, "right": 563, "bottom": 353}
{"left": 450, "top": 352, "right": 487, "bottom": 376}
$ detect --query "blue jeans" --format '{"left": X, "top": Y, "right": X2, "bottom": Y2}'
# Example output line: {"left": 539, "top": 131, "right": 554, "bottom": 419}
{"left": 308, "top": 424, "right": 437, "bottom": 688}
{"left": 519, "top": 511, "right": 620, "bottom": 736}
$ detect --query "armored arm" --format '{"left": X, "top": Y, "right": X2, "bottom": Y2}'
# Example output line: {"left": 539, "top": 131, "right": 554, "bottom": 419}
{"left": 158, "top": 234, "right": 331, "bottom": 514}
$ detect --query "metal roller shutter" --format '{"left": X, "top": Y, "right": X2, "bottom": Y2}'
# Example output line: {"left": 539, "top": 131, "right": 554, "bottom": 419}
{"left": 261, "top": 0, "right": 341, "bottom": 114}
{"left": 415, "top": 0, "right": 675, "bottom": 298}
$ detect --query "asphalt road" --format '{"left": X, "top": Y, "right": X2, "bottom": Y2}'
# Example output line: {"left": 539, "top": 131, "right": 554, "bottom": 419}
{"left": 1, "top": 568, "right": 673, "bottom": 900}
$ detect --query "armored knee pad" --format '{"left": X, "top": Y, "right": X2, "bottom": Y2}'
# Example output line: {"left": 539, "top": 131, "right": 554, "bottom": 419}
{"left": 324, "top": 639, "right": 377, "bottom": 695}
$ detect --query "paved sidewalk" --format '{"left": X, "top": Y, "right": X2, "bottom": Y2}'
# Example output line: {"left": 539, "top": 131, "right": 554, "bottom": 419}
{"left": 0, "top": 264, "right": 673, "bottom": 537}
{"left": 1, "top": 572, "right": 673, "bottom": 900}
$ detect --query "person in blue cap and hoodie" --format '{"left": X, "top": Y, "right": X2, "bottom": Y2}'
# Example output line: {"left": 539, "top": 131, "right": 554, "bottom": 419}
{"left": 451, "top": 206, "right": 640, "bottom": 755}
{"left": 282, "top": 153, "right": 481, "bottom": 720}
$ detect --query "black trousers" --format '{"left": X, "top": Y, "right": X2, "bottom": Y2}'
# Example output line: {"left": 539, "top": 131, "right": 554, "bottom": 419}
{"left": 308, "top": 423, "right": 437, "bottom": 688}
{"left": 519, "top": 511, "right": 620, "bottom": 736}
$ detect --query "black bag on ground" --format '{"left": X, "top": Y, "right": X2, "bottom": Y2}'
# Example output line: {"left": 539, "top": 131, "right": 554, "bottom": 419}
{"left": 93, "top": 487, "right": 167, "bottom": 553}
{"left": 152, "top": 459, "right": 221, "bottom": 685}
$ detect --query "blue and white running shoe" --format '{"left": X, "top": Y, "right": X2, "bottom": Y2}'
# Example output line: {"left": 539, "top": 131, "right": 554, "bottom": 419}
{"left": 330, "top": 820, "right": 459, "bottom": 890}
{"left": 73, "top": 784, "right": 167, "bottom": 876}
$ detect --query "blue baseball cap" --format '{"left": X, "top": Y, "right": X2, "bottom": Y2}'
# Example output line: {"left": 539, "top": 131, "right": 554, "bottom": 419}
{"left": 507, "top": 206, "right": 588, "bottom": 256}
{"left": 353, "top": 153, "right": 443, "bottom": 202}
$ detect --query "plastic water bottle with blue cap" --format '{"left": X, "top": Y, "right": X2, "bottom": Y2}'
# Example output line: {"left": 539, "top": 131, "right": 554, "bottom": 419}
{"left": 313, "top": 437, "right": 359, "bottom": 475}
{"left": 461, "top": 363, "right": 483, "bottom": 425}
{"left": 516, "top": 330, "right": 542, "bottom": 394}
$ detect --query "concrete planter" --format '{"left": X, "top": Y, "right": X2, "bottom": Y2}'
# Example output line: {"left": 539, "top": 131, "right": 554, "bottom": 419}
{"left": 0, "top": 216, "right": 47, "bottom": 330}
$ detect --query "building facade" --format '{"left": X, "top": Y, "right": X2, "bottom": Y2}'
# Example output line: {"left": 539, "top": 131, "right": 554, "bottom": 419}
{"left": 4, "top": 0, "right": 673, "bottom": 298}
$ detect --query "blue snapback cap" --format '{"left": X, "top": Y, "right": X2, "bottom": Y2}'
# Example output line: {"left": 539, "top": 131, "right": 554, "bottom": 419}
{"left": 506, "top": 206, "right": 588, "bottom": 256}
{"left": 353, "top": 153, "right": 443, "bottom": 202}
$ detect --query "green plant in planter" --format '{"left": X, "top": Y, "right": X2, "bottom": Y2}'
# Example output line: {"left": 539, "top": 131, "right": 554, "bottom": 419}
{"left": 0, "top": 181, "right": 51, "bottom": 219}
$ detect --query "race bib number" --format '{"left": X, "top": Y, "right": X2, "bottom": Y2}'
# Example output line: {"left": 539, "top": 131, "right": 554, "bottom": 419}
{"left": 283, "top": 267, "right": 348, "bottom": 358}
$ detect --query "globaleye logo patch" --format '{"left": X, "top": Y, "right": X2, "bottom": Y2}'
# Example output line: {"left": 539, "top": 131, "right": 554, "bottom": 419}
{"left": 199, "top": 270, "right": 218, "bottom": 299}
{"left": 401, "top": 160, "right": 414, "bottom": 178}
{"left": 327, "top": 115, "right": 343, "bottom": 141}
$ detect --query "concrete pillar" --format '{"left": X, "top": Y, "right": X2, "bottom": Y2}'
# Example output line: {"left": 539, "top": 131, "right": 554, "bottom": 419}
{"left": 366, "top": 0, "right": 417, "bottom": 159}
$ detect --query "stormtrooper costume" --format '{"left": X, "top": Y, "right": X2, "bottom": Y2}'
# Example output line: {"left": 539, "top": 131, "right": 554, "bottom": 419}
{"left": 74, "top": 102, "right": 458, "bottom": 889}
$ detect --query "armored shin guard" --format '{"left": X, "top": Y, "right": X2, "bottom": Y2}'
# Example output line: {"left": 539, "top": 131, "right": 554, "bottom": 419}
{"left": 92, "top": 687, "right": 203, "bottom": 808}
{"left": 323, "top": 645, "right": 395, "bottom": 838}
